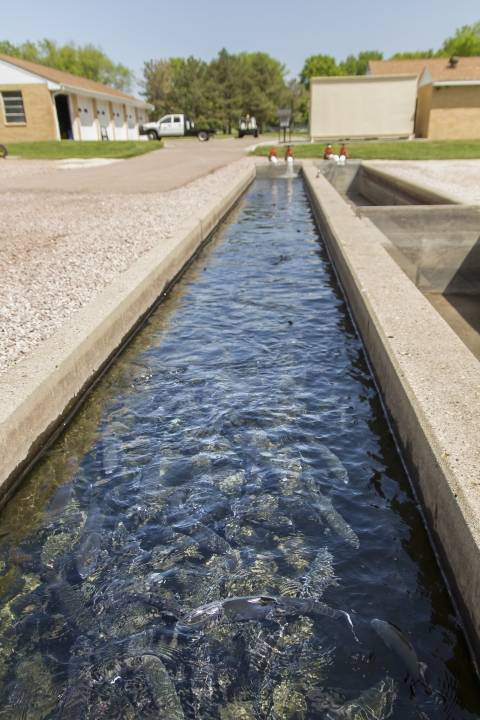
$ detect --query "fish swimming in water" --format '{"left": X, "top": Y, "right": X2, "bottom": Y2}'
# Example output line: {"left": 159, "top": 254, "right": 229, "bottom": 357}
{"left": 1, "top": 652, "right": 56, "bottom": 720}
{"left": 56, "top": 635, "right": 93, "bottom": 720}
{"left": 280, "top": 548, "right": 335, "bottom": 600}
{"left": 77, "top": 488, "right": 103, "bottom": 579}
{"left": 102, "top": 432, "right": 119, "bottom": 475}
{"left": 43, "top": 483, "right": 72, "bottom": 526}
{"left": 371, "top": 619, "right": 426, "bottom": 684}
{"left": 142, "top": 654, "right": 185, "bottom": 719}
{"left": 177, "top": 595, "right": 356, "bottom": 638}
{"left": 170, "top": 515, "right": 233, "bottom": 555}
{"left": 314, "top": 441, "right": 349, "bottom": 485}
{"left": 303, "top": 476, "right": 359, "bottom": 549}
{"left": 327, "top": 677, "right": 398, "bottom": 719}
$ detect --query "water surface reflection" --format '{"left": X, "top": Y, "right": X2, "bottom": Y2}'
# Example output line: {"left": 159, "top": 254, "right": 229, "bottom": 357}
{"left": 0, "top": 179, "right": 478, "bottom": 719}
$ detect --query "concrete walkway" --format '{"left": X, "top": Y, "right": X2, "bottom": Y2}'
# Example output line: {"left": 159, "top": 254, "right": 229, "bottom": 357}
{"left": 0, "top": 137, "right": 252, "bottom": 194}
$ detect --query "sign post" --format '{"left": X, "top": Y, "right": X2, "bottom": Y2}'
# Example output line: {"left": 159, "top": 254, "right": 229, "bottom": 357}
{"left": 277, "top": 109, "right": 292, "bottom": 144}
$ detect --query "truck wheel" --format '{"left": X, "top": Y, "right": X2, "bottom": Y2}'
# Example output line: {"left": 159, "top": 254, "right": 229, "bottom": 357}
{"left": 0, "top": 144, "right": 7, "bottom": 158}
{"left": 197, "top": 131, "right": 209, "bottom": 142}
{"left": 254, "top": 130, "right": 259, "bottom": 138}
{"left": 147, "top": 130, "right": 159, "bottom": 141}
{"left": 238, "top": 132, "right": 244, "bottom": 139}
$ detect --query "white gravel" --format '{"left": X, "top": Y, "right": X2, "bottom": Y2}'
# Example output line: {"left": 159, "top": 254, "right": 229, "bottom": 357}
{"left": 0, "top": 157, "right": 66, "bottom": 179}
{"left": 0, "top": 157, "right": 254, "bottom": 374}
{"left": 365, "top": 159, "right": 480, "bottom": 205}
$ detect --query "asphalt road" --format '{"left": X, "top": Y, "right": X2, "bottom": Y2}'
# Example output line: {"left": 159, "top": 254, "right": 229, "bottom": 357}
{"left": 0, "top": 137, "right": 253, "bottom": 194}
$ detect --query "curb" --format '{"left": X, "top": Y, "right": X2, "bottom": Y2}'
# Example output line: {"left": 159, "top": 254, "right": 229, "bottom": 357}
{"left": 0, "top": 164, "right": 255, "bottom": 506}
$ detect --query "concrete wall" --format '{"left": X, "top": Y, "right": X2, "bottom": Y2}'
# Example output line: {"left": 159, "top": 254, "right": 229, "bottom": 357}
{"left": 0, "top": 83, "right": 57, "bottom": 142}
{"left": 318, "top": 161, "right": 460, "bottom": 206}
{"left": 357, "top": 205, "right": 480, "bottom": 293}
{"left": 427, "top": 85, "right": 480, "bottom": 140}
{"left": 302, "top": 163, "right": 480, "bottom": 663}
{"left": 310, "top": 74, "right": 418, "bottom": 140}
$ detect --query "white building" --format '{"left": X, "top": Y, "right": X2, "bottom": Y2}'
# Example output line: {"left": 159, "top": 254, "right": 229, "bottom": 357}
{"left": 309, "top": 74, "right": 418, "bottom": 142}
{"left": 0, "top": 53, "right": 152, "bottom": 143}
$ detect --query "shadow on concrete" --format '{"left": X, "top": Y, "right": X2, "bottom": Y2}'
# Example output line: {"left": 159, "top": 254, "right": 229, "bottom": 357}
{"left": 444, "top": 234, "right": 480, "bottom": 294}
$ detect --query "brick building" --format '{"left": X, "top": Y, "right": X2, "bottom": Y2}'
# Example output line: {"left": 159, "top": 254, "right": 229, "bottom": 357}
{"left": 368, "top": 57, "right": 480, "bottom": 140}
{"left": 0, "top": 54, "right": 152, "bottom": 142}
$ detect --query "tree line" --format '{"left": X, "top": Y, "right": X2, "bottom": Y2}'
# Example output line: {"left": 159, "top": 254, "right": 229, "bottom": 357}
{"left": 141, "top": 50, "right": 305, "bottom": 132}
{"left": 0, "top": 39, "right": 133, "bottom": 92}
{"left": 300, "top": 20, "right": 480, "bottom": 88}
{"left": 1, "top": 20, "right": 480, "bottom": 128}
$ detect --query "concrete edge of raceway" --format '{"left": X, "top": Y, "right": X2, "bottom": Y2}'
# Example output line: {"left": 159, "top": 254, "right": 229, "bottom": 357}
{"left": 0, "top": 163, "right": 255, "bottom": 508}
{"left": 360, "top": 161, "right": 462, "bottom": 205}
{"left": 302, "top": 162, "right": 480, "bottom": 665}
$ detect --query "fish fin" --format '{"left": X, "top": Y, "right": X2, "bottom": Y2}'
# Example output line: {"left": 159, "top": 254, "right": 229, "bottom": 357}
{"left": 280, "top": 579, "right": 302, "bottom": 598}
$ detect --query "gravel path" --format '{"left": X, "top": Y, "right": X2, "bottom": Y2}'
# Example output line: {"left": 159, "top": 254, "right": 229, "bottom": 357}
{"left": 365, "top": 159, "right": 480, "bottom": 205}
{"left": 0, "top": 157, "right": 254, "bottom": 374}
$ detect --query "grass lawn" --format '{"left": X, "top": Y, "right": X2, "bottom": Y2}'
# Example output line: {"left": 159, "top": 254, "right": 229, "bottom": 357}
{"left": 5, "top": 140, "right": 163, "bottom": 160}
{"left": 251, "top": 140, "right": 480, "bottom": 160}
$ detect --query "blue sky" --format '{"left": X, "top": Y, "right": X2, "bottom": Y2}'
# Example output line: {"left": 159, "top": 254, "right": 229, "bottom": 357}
{"left": 3, "top": 0, "right": 480, "bottom": 90}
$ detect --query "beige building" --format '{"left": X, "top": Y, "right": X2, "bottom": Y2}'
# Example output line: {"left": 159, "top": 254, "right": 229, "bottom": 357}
{"left": 309, "top": 74, "right": 418, "bottom": 142}
{"left": 0, "top": 53, "right": 152, "bottom": 143}
{"left": 368, "top": 57, "right": 480, "bottom": 140}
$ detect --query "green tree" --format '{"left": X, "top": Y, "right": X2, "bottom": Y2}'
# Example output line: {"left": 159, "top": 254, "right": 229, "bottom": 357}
{"left": 141, "top": 59, "right": 174, "bottom": 118}
{"left": 210, "top": 49, "right": 250, "bottom": 133}
{"left": 339, "top": 50, "right": 383, "bottom": 75}
{"left": 300, "top": 54, "right": 344, "bottom": 88}
{"left": 242, "top": 52, "right": 288, "bottom": 130}
{"left": 168, "top": 57, "right": 215, "bottom": 125}
{"left": 285, "top": 79, "right": 309, "bottom": 125}
{"left": 0, "top": 39, "right": 133, "bottom": 92}
{"left": 390, "top": 50, "right": 437, "bottom": 59}
{"left": 0, "top": 41, "right": 22, "bottom": 57}
{"left": 441, "top": 21, "right": 480, "bottom": 56}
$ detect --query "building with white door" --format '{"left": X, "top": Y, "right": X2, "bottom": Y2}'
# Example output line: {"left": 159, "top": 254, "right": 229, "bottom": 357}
{"left": 0, "top": 53, "right": 152, "bottom": 142}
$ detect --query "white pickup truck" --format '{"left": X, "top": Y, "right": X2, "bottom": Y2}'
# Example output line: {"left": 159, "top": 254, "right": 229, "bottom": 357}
{"left": 140, "top": 114, "right": 217, "bottom": 142}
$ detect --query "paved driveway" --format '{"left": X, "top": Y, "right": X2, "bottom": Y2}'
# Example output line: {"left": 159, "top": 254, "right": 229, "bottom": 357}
{"left": 0, "top": 137, "right": 252, "bottom": 194}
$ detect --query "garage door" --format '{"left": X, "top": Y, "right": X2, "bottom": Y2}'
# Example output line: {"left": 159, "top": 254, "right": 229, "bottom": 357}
{"left": 77, "top": 97, "right": 98, "bottom": 140}
{"left": 112, "top": 103, "right": 127, "bottom": 140}
{"left": 96, "top": 100, "right": 113, "bottom": 140}
{"left": 126, "top": 107, "right": 138, "bottom": 139}
{"left": 137, "top": 108, "right": 147, "bottom": 127}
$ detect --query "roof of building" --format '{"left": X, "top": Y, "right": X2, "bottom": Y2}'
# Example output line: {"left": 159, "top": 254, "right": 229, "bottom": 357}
{"left": 368, "top": 57, "right": 480, "bottom": 82}
{"left": 0, "top": 53, "right": 146, "bottom": 103}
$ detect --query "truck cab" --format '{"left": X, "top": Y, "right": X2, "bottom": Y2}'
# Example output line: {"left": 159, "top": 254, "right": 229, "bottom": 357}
{"left": 157, "top": 114, "right": 186, "bottom": 136}
{"left": 140, "top": 114, "right": 214, "bottom": 141}
{"left": 238, "top": 116, "right": 258, "bottom": 139}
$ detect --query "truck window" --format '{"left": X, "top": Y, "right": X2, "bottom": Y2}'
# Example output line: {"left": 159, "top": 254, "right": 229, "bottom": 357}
{"left": 173, "top": 116, "right": 181, "bottom": 123}
{"left": 160, "top": 116, "right": 172, "bottom": 124}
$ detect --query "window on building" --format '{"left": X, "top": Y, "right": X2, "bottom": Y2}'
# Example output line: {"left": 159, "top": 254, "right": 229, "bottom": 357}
{"left": 2, "top": 91, "right": 26, "bottom": 123}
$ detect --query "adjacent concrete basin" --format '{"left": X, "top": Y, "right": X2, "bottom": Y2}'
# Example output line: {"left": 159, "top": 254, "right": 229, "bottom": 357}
{"left": 317, "top": 160, "right": 460, "bottom": 207}
{"left": 320, "top": 161, "right": 480, "bottom": 362}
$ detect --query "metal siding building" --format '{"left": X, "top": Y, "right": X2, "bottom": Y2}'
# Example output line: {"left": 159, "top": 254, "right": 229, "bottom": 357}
{"left": 309, "top": 75, "right": 418, "bottom": 142}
